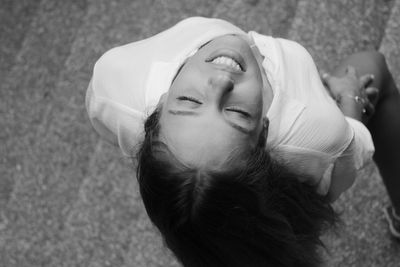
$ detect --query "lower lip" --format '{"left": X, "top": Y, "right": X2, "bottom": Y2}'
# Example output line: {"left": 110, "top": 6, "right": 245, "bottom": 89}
{"left": 206, "top": 49, "right": 246, "bottom": 72}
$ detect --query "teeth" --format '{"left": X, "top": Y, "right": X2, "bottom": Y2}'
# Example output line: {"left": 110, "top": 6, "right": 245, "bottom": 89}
{"left": 211, "top": 56, "right": 242, "bottom": 71}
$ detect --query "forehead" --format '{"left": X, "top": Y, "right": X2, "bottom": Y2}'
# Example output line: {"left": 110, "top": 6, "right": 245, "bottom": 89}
{"left": 159, "top": 113, "right": 250, "bottom": 168}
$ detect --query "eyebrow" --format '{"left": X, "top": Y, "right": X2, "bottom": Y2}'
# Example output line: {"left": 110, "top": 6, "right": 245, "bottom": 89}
{"left": 227, "top": 121, "right": 251, "bottom": 134}
{"left": 167, "top": 109, "right": 251, "bottom": 134}
{"left": 168, "top": 110, "right": 200, "bottom": 116}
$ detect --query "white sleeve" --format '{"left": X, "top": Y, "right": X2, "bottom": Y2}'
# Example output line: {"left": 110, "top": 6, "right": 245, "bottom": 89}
{"left": 316, "top": 117, "right": 375, "bottom": 196}
{"left": 86, "top": 79, "right": 146, "bottom": 156}
{"left": 344, "top": 117, "right": 375, "bottom": 169}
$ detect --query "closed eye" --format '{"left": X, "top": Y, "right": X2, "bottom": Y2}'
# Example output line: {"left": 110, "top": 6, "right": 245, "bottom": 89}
{"left": 177, "top": 96, "right": 202, "bottom": 104}
{"left": 226, "top": 107, "right": 251, "bottom": 117}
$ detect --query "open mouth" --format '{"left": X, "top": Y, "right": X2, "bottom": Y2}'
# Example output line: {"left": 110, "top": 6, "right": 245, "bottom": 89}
{"left": 206, "top": 49, "right": 246, "bottom": 72}
{"left": 211, "top": 56, "right": 243, "bottom": 72}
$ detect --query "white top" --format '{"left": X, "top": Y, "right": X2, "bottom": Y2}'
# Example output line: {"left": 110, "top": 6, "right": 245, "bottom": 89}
{"left": 249, "top": 31, "right": 374, "bottom": 193}
{"left": 86, "top": 17, "right": 244, "bottom": 155}
{"left": 86, "top": 17, "right": 374, "bottom": 195}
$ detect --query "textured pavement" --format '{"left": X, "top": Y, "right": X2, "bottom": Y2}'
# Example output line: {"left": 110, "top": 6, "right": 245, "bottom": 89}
{"left": 1, "top": 0, "right": 400, "bottom": 266}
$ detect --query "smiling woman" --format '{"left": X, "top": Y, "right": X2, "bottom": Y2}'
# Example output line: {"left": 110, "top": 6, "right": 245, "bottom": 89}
{"left": 85, "top": 17, "right": 396, "bottom": 266}
{"left": 159, "top": 34, "right": 272, "bottom": 168}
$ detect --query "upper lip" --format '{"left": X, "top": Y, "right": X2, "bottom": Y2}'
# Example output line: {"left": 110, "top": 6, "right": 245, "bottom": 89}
{"left": 205, "top": 49, "right": 247, "bottom": 72}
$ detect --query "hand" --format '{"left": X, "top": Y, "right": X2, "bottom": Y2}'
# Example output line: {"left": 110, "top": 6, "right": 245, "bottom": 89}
{"left": 321, "top": 66, "right": 379, "bottom": 120}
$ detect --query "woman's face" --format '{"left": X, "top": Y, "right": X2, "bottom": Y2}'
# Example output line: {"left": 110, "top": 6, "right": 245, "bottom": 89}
{"left": 159, "top": 34, "right": 273, "bottom": 169}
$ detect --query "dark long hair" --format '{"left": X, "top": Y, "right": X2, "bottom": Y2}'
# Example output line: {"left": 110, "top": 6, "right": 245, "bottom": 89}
{"left": 136, "top": 108, "right": 338, "bottom": 267}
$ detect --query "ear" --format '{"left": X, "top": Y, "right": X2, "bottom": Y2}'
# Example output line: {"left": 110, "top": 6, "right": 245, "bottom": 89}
{"left": 257, "top": 116, "right": 269, "bottom": 148}
{"left": 263, "top": 116, "right": 269, "bottom": 141}
{"left": 158, "top": 92, "right": 168, "bottom": 106}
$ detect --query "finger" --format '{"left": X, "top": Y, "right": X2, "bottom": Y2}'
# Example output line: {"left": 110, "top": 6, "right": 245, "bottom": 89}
{"left": 322, "top": 76, "right": 339, "bottom": 94}
{"left": 321, "top": 72, "right": 334, "bottom": 89}
{"left": 319, "top": 69, "right": 328, "bottom": 79}
{"left": 364, "top": 101, "right": 375, "bottom": 117}
{"left": 365, "top": 86, "right": 379, "bottom": 97}
{"left": 359, "top": 74, "right": 375, "bottom": 88}
{"left": 319, "top": 69, "right": 328, "bottom": 85}
{"left": 365, "top": 86, "right": 379, "bottom": 103}
{"left": 321, "top": 72, "right": 330, "bottom": 83}
{"left": 320, "top": 73, "right": 337, "bottom": 98}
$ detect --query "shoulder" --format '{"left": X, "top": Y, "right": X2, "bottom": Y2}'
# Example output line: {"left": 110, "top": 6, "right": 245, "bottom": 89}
{"left": 176, "top": 16, "right": 245, "bottom": 33}
{"left": 249, "top": 31, "right": 312, "bottom": 61}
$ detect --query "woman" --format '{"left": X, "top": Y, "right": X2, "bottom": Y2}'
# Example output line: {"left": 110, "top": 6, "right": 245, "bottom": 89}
{"left": 86, "top": 17, "right": 400, "bottom": 266}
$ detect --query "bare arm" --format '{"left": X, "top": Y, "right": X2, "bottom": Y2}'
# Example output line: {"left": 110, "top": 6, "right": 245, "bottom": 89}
{"left": 322, "top": 66, "right": 378, "bottom": 123}
{"left": 321, "top": 66, "right": 378, "bottom": 201}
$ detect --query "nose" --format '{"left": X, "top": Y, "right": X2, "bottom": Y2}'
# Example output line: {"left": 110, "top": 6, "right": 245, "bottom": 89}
{"left": 208, "top": 74, "right": 234, "bottom": 97}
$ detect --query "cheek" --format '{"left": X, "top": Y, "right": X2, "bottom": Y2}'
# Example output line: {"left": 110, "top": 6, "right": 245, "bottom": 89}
{"left": 247, "top": 82, "right": 264, "bottom": 104}
{"left": 173, "top": 62, "right": 205, "bottom": 90}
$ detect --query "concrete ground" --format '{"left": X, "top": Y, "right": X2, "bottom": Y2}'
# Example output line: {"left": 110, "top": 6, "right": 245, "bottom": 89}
{"left": 1, "top": 0, "right": 400, "bottom": 266}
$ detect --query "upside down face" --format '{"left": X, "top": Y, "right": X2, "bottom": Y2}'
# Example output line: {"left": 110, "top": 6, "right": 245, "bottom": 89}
{"left": 159, "top": 34, "right": 273, "bottom": 169}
